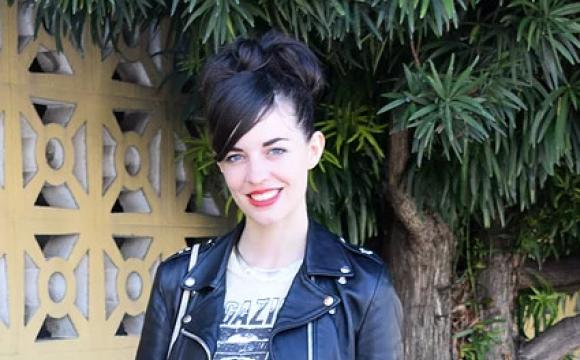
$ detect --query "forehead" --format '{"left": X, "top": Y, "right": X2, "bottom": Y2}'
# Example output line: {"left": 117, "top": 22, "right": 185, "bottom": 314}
{"left": 235, "top": 98, "right": 303, "bottom": 146}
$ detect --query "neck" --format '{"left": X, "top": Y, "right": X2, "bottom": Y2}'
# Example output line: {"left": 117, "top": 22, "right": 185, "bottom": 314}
{"left": 238, "top": 204, "right": 309, "bottom": 269}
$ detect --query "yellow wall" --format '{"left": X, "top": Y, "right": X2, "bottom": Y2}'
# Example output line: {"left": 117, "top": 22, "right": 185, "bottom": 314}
{"left": 523, "top": 291, "right": 580, "bottom": 357}
{"left": 0, "top": 3, "right": 229, "bottom": 359}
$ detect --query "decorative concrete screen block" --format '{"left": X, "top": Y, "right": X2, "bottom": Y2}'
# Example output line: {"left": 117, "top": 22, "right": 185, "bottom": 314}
{"left": 17, "top": 1, "right": 34, "bottom": 51}
{"left": 124, "top": 146, "right": 141, "bottom": 176}
{"left": 38, "top": 315, "right": 78, "bottom": 340}
{"left": 0, "top": 255, "right": 8, "bottom": 327}
{"left": 48, "top": 272, "right": 67, "bottom": 302}
{"left": 118, "top": 313, "right": 144, "bottom": 336}
{"left": 148, "top": 24, "right": 163, "bottom": 72}
{"left": 20, "top": 114, "right": 37, "bottom": 186}
{"left": 31, "top": 97, "right": 75, "bottom": 127}
{"left": 37, "top": 182, "right": 79, "bottom": 209}
{"left": 148, "top": 130, "right": 161, "bottom": 195}
{"left": 74, "top": 254, "right": 89, "bottom": 319}
{"left": 104, "top": 253, "right": 119, "bottom": 319}
{"left": 114, "top": 188, "right": 151, "bottom": 213}
{"left": 174, "top": 132, "right": 187, "bottom": 196}
{"left": 113, "top": 61, "right": 153, "bottom": 87}
{"left": 45, "top": 138, "right": 65, "bottom": 170}
{"left": 0, "top": 3, "right": 228, "bottom": 358}
{"left": 72, "top": 124, "right": 88, "bottom": 192}
{"left": 104, "top": 236, "right": 155, "bottom": 337}
{"left": 35, "top": 234, "right": 78, "bottom": 260}
{"left": 102, "top": 126, "right": 117, "bottom": 193}
{"left": 24, "top": 254, "right": 39, "bottom": 325}
{"left": 113, "top": 110, "right": 150, "bottom": 134}
{"left": 25, "top": 234, "right": 88, "bottom": 342}
{"left": 114, "top": 236, "right": 152, "bottom": 260}
{"left": 28, "top": 46, "right": 73, "bottom": 75}
{"left": 0, "top": 112, "right": 4, "bottom": 188}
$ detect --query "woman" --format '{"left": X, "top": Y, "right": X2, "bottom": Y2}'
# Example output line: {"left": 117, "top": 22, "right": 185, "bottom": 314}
{"left": 136, "top": 31, "right": 403, "bottom": 360}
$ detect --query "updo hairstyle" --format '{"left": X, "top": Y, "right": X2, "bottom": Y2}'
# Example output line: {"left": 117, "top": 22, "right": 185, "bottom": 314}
{"left": 199, "top": 31, "right": 325, "bottom": 161}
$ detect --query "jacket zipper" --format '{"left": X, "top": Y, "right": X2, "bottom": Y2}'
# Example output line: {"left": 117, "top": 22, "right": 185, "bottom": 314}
{"left": 307, "top": 276, "right": 316, "bottom": 360}
{"left": 180, "top": 328, "right": 212, "bottom": 360}
{"left": 307, "top": 321, "right": 314, "bottom": 360}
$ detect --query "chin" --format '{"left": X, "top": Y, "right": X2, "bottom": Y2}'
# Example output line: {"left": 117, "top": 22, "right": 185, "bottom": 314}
{"left": 245, "top": 211, "right": 286, "bottom": 227}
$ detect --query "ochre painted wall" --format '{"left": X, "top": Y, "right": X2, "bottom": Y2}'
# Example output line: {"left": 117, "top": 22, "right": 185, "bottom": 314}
{"left": 0, "top": 3, "right": 229, "bottom": 359}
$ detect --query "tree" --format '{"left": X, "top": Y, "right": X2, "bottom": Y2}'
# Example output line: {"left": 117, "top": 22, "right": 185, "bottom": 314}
{"left": 21, "top": 0, "right": 580, "bottom": 358}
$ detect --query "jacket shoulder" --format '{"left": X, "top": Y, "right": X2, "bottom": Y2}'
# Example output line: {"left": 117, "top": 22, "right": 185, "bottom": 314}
{"left": 160, "top": 237, "right": 218, "bottom": 272}
{"left": 337, "top": 236, "right": 383, "bottom": 266}
{"left": 165, "top": 237, "right": 218, "bottom": 261}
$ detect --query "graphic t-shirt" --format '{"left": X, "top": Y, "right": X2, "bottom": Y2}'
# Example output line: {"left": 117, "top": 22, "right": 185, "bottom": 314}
{"left": 213, "top": 248, "right": 302, "bottom": 360}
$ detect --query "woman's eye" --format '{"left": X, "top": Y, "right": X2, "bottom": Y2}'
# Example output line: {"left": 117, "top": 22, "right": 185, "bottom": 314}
{"left": 225, "top": 154, "right": 243, "bottom": 163}
{"left": 268, "top": 148, "right": 287, "bottom": 156}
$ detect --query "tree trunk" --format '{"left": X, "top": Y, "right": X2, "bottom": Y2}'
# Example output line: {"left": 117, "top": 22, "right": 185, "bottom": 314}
{"left": 385, "top": 131, "right": 456, "bottom": 360}
{"left": 477, "top": 251, "right": 520, "bottom": 360}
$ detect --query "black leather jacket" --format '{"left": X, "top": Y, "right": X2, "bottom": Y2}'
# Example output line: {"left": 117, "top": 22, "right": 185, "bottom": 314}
{"left": 136, "top": 221, "right": 403, "bottom": 359}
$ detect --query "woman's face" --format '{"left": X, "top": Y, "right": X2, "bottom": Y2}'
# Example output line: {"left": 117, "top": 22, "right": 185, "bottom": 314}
{"left": 218, "top": 98, "right": 325, "bottom": 227}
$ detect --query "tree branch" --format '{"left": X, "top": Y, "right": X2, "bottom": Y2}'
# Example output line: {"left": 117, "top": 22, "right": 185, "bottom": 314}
{"left": 386, "top": 130, "right": 446, "bottom": 252}
{"left": 519, "top": 314, "right": 580, "bottom": 360}
{"left": 409, "top": 34, "right": 421, "bottom": 67}
{"left": 387, "top": 130, "right": 426, "bottom": 240}
{"left": 518, "top": 255, "right": 580, "bottom": 293}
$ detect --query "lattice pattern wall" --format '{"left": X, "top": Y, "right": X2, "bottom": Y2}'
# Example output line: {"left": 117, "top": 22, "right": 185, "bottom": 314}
{"left": 0, "top": 3, "right": 229, "bottom": 359}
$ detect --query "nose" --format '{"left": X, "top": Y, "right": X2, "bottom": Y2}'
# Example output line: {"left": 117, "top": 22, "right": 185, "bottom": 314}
{"left": 245, "top": 155, "right": 269, "bottom": 185}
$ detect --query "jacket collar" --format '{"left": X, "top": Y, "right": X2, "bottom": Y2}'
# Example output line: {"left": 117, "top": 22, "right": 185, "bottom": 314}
{"left": 303, "top": 220, "right": 354, "bottom": 278}
{"left": 181, "top": 218, "right": 354, "bottom": 291}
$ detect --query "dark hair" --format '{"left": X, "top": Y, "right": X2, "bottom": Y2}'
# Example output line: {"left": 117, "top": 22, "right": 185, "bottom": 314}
{"left": 199, "top": 31, "right": 325, "bottom": 161}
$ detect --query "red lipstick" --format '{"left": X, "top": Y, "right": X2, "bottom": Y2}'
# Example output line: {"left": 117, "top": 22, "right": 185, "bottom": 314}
{"left": 247, "top": 188, "right": 282, "bottom": 207}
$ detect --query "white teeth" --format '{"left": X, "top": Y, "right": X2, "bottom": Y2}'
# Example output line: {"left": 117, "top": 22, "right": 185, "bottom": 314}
{"left": 250, "top": 189, "right": 279, "bottom": 201}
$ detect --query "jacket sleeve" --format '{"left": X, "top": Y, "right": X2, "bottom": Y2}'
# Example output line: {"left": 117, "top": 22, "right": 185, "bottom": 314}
{"left": 356, "top": 267, "right": 404, "bottom": 360}
{"left": 135, "top": 262, "right": 175, "bottom": 360}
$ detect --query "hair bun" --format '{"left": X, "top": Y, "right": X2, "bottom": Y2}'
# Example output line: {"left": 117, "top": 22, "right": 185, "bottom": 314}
{"left": 260, "top": 31, "right": 324, "bottom": 96}
{"left": 235, "top": 39, "right": 268, "bottom": 72}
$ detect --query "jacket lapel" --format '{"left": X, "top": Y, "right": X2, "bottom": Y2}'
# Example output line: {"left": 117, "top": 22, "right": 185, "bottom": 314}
{"left": 274, "top": 221, "right": 353, "bottom": 331}
{"left": 274, "top": 269, "right": 339, "bottom": 331}
{"left": 179, "top": 222, "right": 242, "bottom": 354}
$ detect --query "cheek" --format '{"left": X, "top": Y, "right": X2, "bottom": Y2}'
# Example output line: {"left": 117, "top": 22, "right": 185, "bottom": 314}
{"left": 221, "top": 168, "right": 245, "bottom": 192}
{"left": 277, "top": 158, "right": 309, "bottom": 188}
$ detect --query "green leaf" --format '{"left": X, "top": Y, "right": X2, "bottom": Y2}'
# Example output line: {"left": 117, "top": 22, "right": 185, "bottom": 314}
{"left": 377, "top": 97, "right": 407, "bottom": 114}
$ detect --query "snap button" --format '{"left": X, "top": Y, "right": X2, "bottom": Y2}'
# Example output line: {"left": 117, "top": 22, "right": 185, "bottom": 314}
{"left": 340, "top": 266, "right": 351, "bottom": 274}
{"left": 182, "top": 315, "right": 192, "bottom": 324}
{"left": 329, "top": 308, "right": 336, "bottom": 315}
{"left": 359, "top": 247, "right": 373, "bottom": 255}
{"left": 339, "top": 237, "right": 346, "bottom": 243}
{"left": 323, "top": 296, "right": 334, "bottom": 307}
{"left": 338, "top": 277, "right": 347, "bottom": 285}
{"left": 184, "top": 277, "right": 196, "bottom": 287}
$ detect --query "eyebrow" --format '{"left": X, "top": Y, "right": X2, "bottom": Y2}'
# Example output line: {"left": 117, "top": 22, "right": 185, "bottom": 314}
{"left": 230, "top": 137, "right": 289, "bottom": 152}
{"left": 263, "top": 137, "right": 289, "bottom": 147}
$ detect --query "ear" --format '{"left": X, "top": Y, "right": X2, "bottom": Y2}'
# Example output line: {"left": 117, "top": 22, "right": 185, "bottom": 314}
{"left": 217, "top": 161, "right": 224, "bottom": 173}
{"left": 306, "top": 131, "right": 325, "bottom": 170}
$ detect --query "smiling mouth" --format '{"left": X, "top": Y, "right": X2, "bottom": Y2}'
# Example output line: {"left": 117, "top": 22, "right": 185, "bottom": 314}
{"left": 247, "top": 188, "right": 282, "bottom": 207}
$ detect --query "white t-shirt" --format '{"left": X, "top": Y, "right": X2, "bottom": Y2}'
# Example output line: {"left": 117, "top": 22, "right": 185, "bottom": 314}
{"left": 213, "top": 248, "right": 302, "bottom": 360}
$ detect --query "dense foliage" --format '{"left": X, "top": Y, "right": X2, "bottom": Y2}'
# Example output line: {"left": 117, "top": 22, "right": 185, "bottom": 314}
{"left": 22, "top": 0, "right": 580, "bottom": 236}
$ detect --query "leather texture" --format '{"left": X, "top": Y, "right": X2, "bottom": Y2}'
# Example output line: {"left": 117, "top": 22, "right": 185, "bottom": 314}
{"left": 136, "top": 220, "right": 403, "bottom": 360}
